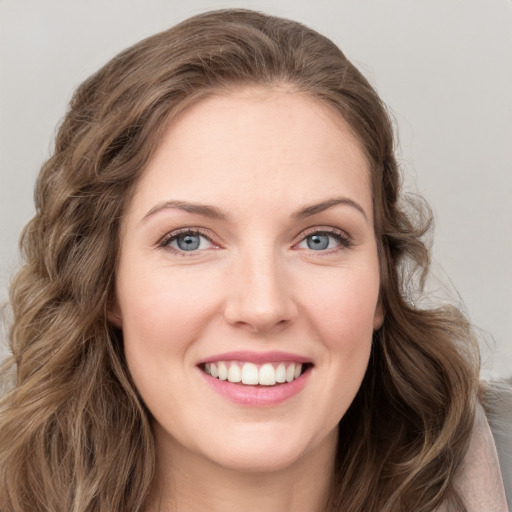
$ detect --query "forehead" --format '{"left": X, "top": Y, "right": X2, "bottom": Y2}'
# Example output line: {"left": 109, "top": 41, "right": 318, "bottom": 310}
{"left": 128, "top": 87, "right": 372, "bottom": 219}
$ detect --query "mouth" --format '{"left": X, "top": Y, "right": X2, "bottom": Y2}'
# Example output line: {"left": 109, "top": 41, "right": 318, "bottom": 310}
{"left": 201, "top": 361, "right": 312, "bottom": 387}
{"left": 197, "top": 351, "right": 313, "bottom": 406}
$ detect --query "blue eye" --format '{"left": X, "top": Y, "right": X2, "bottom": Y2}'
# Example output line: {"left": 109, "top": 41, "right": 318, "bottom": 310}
{"left": 163, "top": 231, "right": 214, "bottom": 252}
{"left": 306, "top": 234, "right": 330, "bottom": 250}
{"left": 297, "top": 230, "right": 350, "bottom": 251}
{"left": 175, "top": 234, "right": 201, "bottom": 251}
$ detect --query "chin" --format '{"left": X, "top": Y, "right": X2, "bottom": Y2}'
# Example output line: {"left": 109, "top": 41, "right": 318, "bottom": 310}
{"left": 194, "top": 422, "right": 337, "bottom": 474}
{"left": 204, "top": 443, "right": 308, "bottom": 474}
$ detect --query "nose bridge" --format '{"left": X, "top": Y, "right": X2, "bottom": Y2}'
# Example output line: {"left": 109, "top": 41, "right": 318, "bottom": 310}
{"left": 224, "top": 242, "right": 296, "bottom": 332}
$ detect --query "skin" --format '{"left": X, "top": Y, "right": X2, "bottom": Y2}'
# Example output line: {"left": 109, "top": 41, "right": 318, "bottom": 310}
{"left": 112, "top": 87, "right": 383, "bottom": 512}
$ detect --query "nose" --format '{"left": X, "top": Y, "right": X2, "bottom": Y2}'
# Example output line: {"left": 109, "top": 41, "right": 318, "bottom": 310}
{"left": 223, "top": 249, "right": 298, "bottom": 334}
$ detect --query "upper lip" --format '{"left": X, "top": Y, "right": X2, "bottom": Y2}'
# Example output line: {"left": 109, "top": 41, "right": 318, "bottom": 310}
{"left": 199, "top": 351, "right": 312, "bottom": 365}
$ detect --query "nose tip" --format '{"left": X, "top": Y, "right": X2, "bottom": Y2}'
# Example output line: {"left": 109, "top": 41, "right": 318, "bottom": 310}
{"left": 227, "top": 305, "right": 292, "bottom": 333}
{"left": 223, "top": 258, "right": 297, "bottom": 333}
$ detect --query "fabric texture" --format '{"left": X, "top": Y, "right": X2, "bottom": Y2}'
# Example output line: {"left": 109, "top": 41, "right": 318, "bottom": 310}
{"left": 483, "top": 379, "right": 512, "bottom": 511}
{"left": 454, "top": 400, "right": 508, "bottom": 511}
{"left": 438, "top": 380, "right": 511, "bottom": 511}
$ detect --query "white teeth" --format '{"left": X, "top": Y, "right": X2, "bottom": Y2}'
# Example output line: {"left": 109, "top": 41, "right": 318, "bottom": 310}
{"left": 286, "top": 364, "right": 295, "bottom": 383}
{"left": 241, "top": 363, "right": 259, "bottom": 385}
{"left": 259, "top": 363, "right": 276, "bottom": 386}
{"left": 227, "top": 364, "right": 242, "bottom": 383}
{"left": 204, "top": 361, "right": 307, "bottom": 386}
{"left": 218, "top": 361, "right": 228, "bottom": 381}
{"left": 275, "top": 363, "right": 286, "bottom": 383}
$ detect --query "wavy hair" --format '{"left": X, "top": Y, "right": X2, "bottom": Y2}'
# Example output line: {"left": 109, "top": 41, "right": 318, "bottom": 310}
{"left": 0, "top": 9, "right": 479, "bottom": 512}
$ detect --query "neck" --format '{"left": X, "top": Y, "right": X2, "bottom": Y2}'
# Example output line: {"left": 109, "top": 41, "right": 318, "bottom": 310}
{"left": 145, "top": 429, "right": 336, "bottom": 512}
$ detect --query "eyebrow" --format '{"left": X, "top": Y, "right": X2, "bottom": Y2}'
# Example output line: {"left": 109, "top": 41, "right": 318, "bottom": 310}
{"left": 142, "top": 200, "right": 227, "bottom": 222}
{"left": 292, "top": 197, "right": 368, "bottom": 221}
{"left": 142, "top": 196, "right": 368, "bottom": 223}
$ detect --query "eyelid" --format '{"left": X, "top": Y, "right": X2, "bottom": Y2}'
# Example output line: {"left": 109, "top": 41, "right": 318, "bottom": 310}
{"left": 292, "top": 226, "right": 353, "bottom": 251}
{"left": 156, "top": 225, "right": 352, "bottom": 254}
{"left": 157, "top": 227, "right": 221, "bottom": 253}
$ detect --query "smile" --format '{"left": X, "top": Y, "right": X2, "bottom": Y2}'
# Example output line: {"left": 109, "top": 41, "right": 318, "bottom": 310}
{"left": 202, "top": 361, "right": 305, "bottom": 386}
{"left": 198, "top": 351, "right": 313, "bottom": 406}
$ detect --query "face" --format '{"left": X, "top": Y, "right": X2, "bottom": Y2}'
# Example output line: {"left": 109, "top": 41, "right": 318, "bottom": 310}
{"left": 113, "top": 88, "right": 383, "bottom": 475}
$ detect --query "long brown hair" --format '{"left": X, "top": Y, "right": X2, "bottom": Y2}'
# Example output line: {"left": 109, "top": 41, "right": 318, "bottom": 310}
{"left": 0, "top": 9, "right": 479, "bottom": 511}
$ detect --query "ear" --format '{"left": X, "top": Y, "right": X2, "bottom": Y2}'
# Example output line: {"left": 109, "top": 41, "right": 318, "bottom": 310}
{"left": 373, "top": 300, "right": 384, "bottom": 330}
{"left": 107, "top": 299, "right": 123, "bottom": 328}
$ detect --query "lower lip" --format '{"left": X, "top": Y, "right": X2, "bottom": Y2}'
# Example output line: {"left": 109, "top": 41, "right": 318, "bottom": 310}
{"left": 199, "top": 367, "right": 311, "bottom": 406}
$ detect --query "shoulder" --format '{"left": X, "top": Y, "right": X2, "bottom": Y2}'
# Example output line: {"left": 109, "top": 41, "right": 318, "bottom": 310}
{"left": 449, "top": 381, "right": 511, "bottom": 512}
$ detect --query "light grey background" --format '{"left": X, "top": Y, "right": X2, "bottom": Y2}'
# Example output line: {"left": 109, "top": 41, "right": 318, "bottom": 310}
{"left": 1, "top": 0, "right": 511, "bottom": 377}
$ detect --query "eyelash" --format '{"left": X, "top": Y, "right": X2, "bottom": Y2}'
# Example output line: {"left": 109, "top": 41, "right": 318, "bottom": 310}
{"left": 293, "top": 227, "right": 353, "bottom": 253}
{"left": 157, "top": 227, "right": 353, "bottom": 255}
{"left": 157, "top": 228, "right": 219, "bottom": 255}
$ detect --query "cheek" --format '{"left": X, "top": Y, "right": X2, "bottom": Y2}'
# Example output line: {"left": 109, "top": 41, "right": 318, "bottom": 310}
{"left": 300, "top": 265, "right": 378, "bottom": 405}
{"left": 304, "top": 266, "right": 380, "bottom": 342}
{"left": 117, "top": 262, "right": 230, "bottom": 383}
{"left": 118, "top": 269, "right": 222, "bottom": 413}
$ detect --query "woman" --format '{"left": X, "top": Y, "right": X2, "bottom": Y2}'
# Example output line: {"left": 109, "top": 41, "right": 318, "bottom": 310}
{"left": 0, "top": 9, "right": 507, "bottom": 512}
